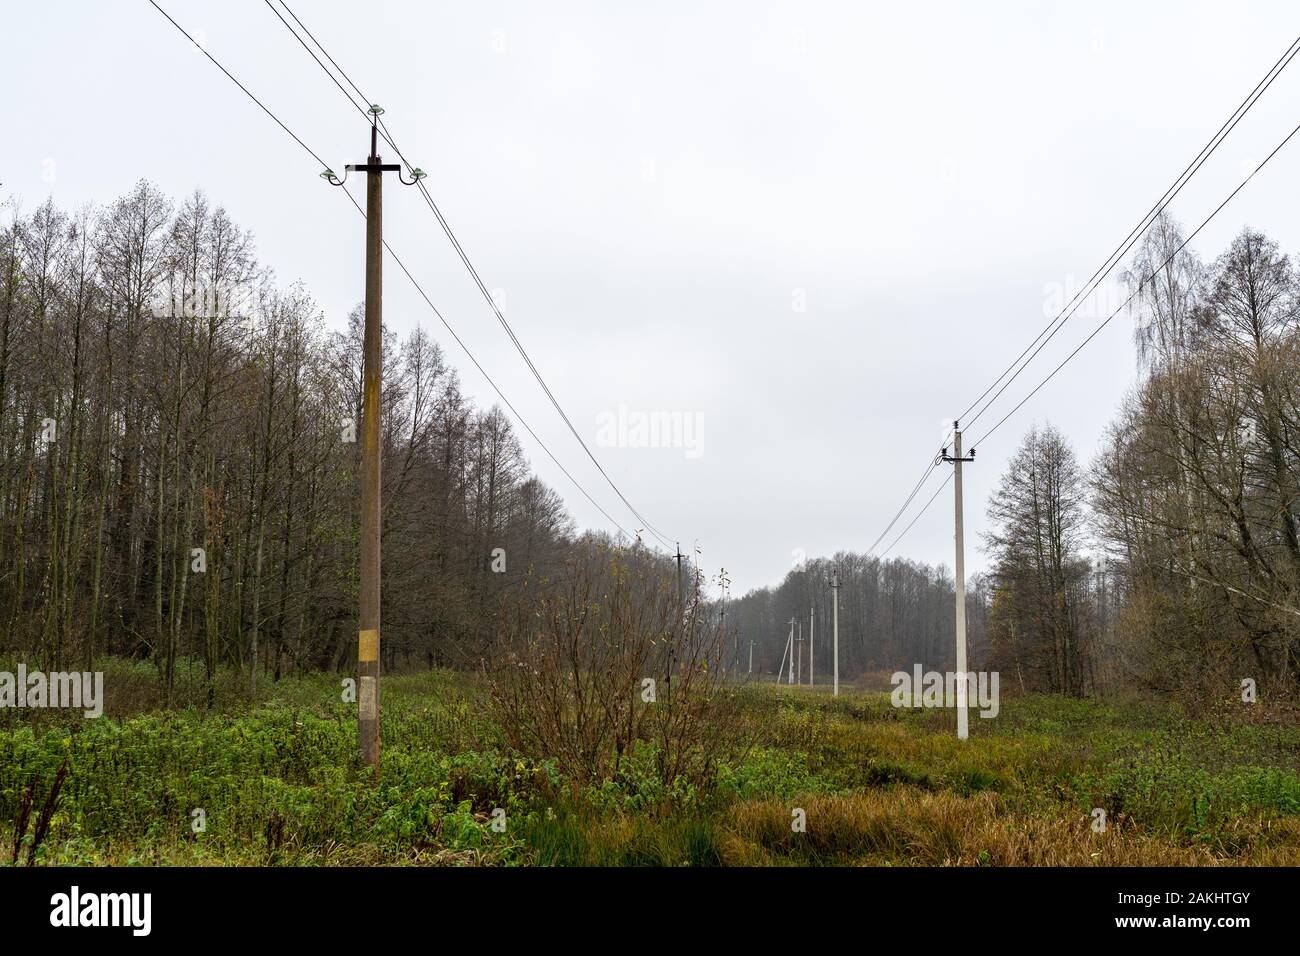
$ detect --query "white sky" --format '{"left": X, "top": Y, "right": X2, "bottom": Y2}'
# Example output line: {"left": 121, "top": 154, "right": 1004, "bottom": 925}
{"left": 6, "top": 1, "right": 1300, "bottom": 595}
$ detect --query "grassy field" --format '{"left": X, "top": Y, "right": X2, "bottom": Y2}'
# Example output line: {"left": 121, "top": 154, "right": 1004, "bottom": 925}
{"left": 2, "top": 659, "right": 1299, "bottom": 866}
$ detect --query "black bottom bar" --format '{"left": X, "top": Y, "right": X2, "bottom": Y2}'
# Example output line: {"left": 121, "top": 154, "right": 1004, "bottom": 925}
{"left": 0, "top": 865, "right": 1284, "bottom": 942}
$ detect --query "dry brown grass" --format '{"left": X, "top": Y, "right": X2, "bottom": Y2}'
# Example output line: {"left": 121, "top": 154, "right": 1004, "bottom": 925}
{"left": 721, "top": 788, "right": 1300, "bottom": 866}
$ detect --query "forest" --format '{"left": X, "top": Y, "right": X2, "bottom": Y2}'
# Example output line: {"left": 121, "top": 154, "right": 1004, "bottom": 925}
{"left": 733, "top": 212, "right": 1300, "bottom": 704}
{"left": 2, "top": 185, "right": 1298, "bottom": 872}
{"left": 3, "top": 186, "right": 1299, "bottom": 707}
{"left": 0, "top": 182, "right": 599, "bottom": 701}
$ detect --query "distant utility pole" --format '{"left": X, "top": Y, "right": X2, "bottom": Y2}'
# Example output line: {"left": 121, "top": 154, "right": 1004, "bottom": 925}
{"left": 939, "top": 420, "right": 976, "bottom": 741}
{"left": 328, "top": 105, "right": 424, "bottom": 774}
{"left": 775, "top": 623, "right": 791, "bottom": 684}
{"left": 786, "top": 617, "right": 796, "bottom": 685}
{"left": 830, "top": 569, "right": 841, "bottom": 696}
{"left": 809, "top": 605, "right": 815, "bottom": 687}
{"left": 719, "top": 566, "right": 731, "bottom": 676}
{"left": 675, "top": 542, "right": 684, "bottom": 607}
{"left": 1096, "top": 556, "right": 1109, "bottom": 646}
{"left": 666, "top": 541, "right": 685, "bottom": 692}
{"left": 749, "top": 639, "right": 756, "bottom": 674}
{"left": 795, "top": 621, "right": 803, "bottom": 685}
{"left": 722, "top": 608, "right": 733, "bottom": 676}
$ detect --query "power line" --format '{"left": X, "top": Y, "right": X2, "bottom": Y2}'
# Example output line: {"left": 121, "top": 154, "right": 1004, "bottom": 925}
{"left": 146, "top": 0, "right": 645, "bottom": 548}
{"left": 266, "top": 0, "right": 678, "bottom": 549}
{"left": 865, "top": 450, "right": 941, "bottom": 555}
{"left": 880, "top": 471, "right": 951, "bottom": 560}
{"left": 867, "top": 35, "right": 1300, "bottom": 561}
{"left": 861, "top": 415, "right": 954, "bottom": 555}
{"left": 958, "top": 33, "right": 1300, "bottom": 431}
{"left": 337, "top": 189, "right": 641, "bottom": 542}
{"left": 145, "top": 0, "right": 329, "bottom": 169}
{"left": 262, "top": 0, "right": 374, "bottom": 125}
{"left": 881, "top": 105, "right": 1300, "bottom": 559}
{"left": 269, "top": 0, "right": 371, "bottom": 110}
{"left": 970, "top": 109, "right": 1300, "bottom": 449}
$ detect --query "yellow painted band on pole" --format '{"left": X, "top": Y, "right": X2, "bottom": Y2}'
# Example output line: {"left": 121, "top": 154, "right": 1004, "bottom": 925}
{"left": 359, "top": 629, "right": 379, "bottom": 662}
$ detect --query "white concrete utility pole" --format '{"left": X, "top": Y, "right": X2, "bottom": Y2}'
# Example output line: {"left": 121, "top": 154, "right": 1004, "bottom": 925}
{"left": 795, "top": 621, "right": 803, "bottom": 685}
{"left": 830, "top": 569, "right": 841, "bottom": 697}
{"left": 809, "top": 605, "right": 815, "bottom": 687}
{"left": 779, "top": 618, "right": 795, "bottom": 685}
{"left": 788, "top": 618, "right": 796, "bottom": 685}
{"left": 749, "top": 639, "right": 756, "bottom": 675}
{"left": 939, "top": 421, "right": 976, "bottom": 740}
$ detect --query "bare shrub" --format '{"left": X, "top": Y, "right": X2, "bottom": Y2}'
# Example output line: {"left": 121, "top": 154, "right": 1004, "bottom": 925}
{"left": 483, "top": 541, "right": 748, "bottom": 793}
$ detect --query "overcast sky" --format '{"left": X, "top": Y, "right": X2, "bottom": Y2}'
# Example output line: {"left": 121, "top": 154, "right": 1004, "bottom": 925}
{"left": 6, "top": 1, "right": 1300, "bottom": 596}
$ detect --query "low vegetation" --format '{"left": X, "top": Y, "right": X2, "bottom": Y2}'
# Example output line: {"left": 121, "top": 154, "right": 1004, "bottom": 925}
{"left": 3, "top": 659, "right": 1297, "bottom": 866}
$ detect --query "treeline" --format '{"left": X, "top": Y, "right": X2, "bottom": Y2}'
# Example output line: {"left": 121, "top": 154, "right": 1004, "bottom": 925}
{"left": 13, "top": 183, "right": 1292, "bottom": 705}
{"left": 725, "top": 554, "right": 992, "bottom": 681}
{"left": 735, "top": 215, "right": 1300, "bottom": 701}
{"left": 974, "top": 215, "right": 1300, "bottom": 698}
{"left": 1089, "top": 216, "right": 1300, "bottom": 696}
{"left": 0, "top": 182, "right": 591, "bottom": 700}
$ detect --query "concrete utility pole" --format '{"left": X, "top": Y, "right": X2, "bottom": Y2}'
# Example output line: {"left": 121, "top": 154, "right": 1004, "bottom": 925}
{"left": 1097, "top": 556, "right": 1108, "bottom": 647}
{"left": 786, "top": 617, "right": 796, "bottom": 685}
{"left": 675, "top": 542, "right": 684, "bottom": 607}
{"left": 720, "top": 606, "right": 727, "bottom": 675}
{"left": 749, "top": 639, "right": 756, "bottom": 674}
{"left": 776, "top": 625, "right": 792, "bottom": 684}
{"left": 666, "top": 541, "right": 685, "bottom": 692}
{"left": 830, "top": 569, "right": 841, "bottom": 696}
{"left": 719, "top": 567, "right": 732, "bottom": 675}
{"left": 332, "top": 105, "right": 423, "bottom": 774}
{"left": 939, "top": 420, "right": 976, "bottom": 741}
{"left": 809, "top": 605, "right": 815, "bottom": 687}
{"left": 795, "top": 621, "right": 803, "bottom": 685}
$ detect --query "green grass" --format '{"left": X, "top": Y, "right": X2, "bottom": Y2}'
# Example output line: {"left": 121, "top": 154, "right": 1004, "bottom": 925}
{"left": 2, "top": 661, "right": 1298, "bottom": 865}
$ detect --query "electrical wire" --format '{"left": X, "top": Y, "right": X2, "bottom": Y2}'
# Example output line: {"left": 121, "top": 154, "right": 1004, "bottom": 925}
{"left": 958, "top": 33, "right": 1300, "bottom": 430}
{"left": 146, "top": 0, "right": 645, "bottom": 547}
{"left": 971, "top": 112, "right": 1300, "bottom": 449}
{"left": 870, "top": 34, "right": 1300, "bottom": 560}
{"left": 865, "top": 450, "right": 942, "bottom": 555}
{"left": 883, "top": 95, "right": 1300, "bottom": 557}
{"left": 266, "top": 0, "right": 678, "bottom": 549}
{"left": 879, "top": 471, "right": 952, "bottom": 559}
